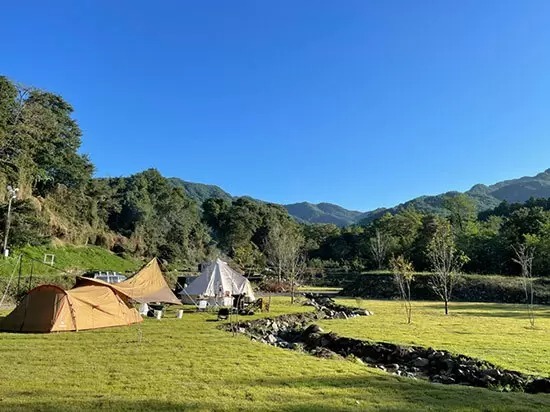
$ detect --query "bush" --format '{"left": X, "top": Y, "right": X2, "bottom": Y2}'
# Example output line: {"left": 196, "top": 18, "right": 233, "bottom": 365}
{"left": 257, "top": 279, "right": 293, "bottom": 293}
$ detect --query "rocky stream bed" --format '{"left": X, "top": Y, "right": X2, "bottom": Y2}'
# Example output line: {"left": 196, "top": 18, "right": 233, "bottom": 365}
{"left": 225, "top": 294, "right": 550, "bottom": 394}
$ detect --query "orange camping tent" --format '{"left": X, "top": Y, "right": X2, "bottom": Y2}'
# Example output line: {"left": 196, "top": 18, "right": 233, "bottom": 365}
{"left": 77, "top": 258, "right": 181, "bottom": 305}
{"left": 0, "top": 284, "right": 142, "bottom": 333}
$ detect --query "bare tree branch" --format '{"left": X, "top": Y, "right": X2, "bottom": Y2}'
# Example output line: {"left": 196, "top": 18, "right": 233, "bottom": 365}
{"left": 427, "top": 221, "right": 467, "bottom": 315}
{"left": 512, "top": 244, "right": 536, "bottom": 328}
{"left": 369, "top": 229, "right": 389, "bottom": 270}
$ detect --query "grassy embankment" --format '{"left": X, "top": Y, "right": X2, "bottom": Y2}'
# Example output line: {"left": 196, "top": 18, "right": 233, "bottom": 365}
{"left": 0, "top": 245, "right": 140, "bottom": 277}
{"left": 0, "top": 297, "right": 548, "bottom": 411}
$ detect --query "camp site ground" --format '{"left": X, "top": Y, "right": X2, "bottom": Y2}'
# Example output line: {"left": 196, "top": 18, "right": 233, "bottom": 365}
{"left": 1, "top": 290, "right": 549, "bottom": 410}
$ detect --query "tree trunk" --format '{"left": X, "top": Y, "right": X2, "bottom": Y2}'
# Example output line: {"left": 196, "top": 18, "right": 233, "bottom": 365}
{"left": 444, "top": 299, "right": 449, "bottom": 315}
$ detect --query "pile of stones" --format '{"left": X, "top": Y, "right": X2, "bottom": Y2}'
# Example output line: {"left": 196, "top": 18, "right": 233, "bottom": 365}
{"left": 300, "top": 327, "right": 549, "bottom": 393}
{"left": 302, "top": 293, "right": 373, "bottom": 318}
{"left": 227, "top": 294, "right": 550, "bottom": 394}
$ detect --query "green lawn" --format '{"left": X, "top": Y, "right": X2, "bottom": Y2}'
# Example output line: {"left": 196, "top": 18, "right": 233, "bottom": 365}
{"left": 0, "top": 297, "right": 548, "bottom": 411}
{"left": 324, "top": 299, "right": 550, "bottom": 376}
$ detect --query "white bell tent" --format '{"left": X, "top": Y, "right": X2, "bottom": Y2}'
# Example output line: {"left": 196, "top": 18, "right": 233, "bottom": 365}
{"left": 181, "top": 259, "right": 255, "bottom": 306}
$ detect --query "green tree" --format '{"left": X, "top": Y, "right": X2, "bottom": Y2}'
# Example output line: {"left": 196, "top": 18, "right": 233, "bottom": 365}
{"left": 443, "top": 194, "right": 476, "bottom": 232}
{"left": 0, "top": 77, "right": 92, "bottom": 198}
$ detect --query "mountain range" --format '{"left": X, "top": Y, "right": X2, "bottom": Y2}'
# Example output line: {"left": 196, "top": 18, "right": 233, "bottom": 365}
{"left": 170, "top": 168, "right": 550, "bottom": 226}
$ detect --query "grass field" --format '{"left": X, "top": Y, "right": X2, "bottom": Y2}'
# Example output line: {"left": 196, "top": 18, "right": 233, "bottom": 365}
{"left": 0, "top": 297, "right": 549, "bottom": 411}
{"left": 323, "top": 299, "right": 550, "bottom": 376}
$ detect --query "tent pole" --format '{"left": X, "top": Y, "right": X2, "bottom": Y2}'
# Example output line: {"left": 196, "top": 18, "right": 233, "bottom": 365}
{"left": 179, "top": 285, "right": 199, "bottom": 308}
{"left": 16, "top": 255, "right": 22, "bottom": 296}
{"left": 28, "top": 260, "right": 34, "bottom": 290}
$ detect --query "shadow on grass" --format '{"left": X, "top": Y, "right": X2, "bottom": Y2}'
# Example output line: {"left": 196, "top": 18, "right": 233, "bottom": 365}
{"left": 2, "top": 375, "right": 549, "bottom": 412}
{"left": 245, "top": 375, "right": 550, "bottom": 412}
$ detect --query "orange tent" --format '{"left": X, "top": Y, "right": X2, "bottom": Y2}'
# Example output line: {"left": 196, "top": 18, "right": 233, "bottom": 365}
{"left": 77, "top": 258, "right": 181, "bottom": 305}
{"left": 0, "top": 284, "right": 142, "bottom": 333}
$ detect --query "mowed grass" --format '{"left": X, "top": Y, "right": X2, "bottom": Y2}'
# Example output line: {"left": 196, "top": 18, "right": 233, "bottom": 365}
{"left": 323, "top": 299, "right": 550, "bottom": 376}
{"left": 0, "top": 297, "right": 548, "bottom": 411}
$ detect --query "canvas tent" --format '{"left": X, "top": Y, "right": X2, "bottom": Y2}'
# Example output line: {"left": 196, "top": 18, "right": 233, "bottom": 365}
{"left": 182, "top": 259, "right": 255, "bottom": 306}
{"left": 0, "top": 284, "right": 142, "bottom": 333}
{"left": 77, "top": 258, "right": 181, "bottom": 305}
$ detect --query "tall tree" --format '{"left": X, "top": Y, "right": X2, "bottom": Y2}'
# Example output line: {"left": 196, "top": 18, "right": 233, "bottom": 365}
{"left": 0, "top": 77, "right": 93, "bottom": 198}
{"left": 443, "top": 194, "right": 476, "bottom": 232}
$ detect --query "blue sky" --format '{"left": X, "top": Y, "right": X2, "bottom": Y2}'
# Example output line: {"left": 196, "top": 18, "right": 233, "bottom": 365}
{"left": 3, "top": 1, "right": 550, "bottom": 211}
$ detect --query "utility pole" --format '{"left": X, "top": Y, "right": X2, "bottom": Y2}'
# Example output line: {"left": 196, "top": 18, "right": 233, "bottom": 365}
{"left": 3, "top": 185, "right": 19, "bottom": 257}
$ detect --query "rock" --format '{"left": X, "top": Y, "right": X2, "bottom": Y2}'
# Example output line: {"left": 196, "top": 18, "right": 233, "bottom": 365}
{"left": 413, "top": 357, "right": 430, "bottom": 368}
{"left": 432, "top": 374, "right": 456, "bottom": 384}
{"left": 481, "top": 374, "right": 496, "bottom": 385}
{"left": 442, "top": 358, "right": 455, "bottom": 373}
{"left": 320, "top": 335, "right": 333, "bottom": 347}
{"left": 347, "top": 355, "right": 364, "bottom": 365}
{"left": 525, "top": 378, "right": 550, "bottom": 394}
{"left": 303, "top": 324, "right": 323, "bottom": 336}
{"left": 266, "top": 334, "right": 277, "bottom": 344}
{"left": 312, "top": 347, "right": 337, "bottom": 359}
{"left": 354, "top": 309, "right": 371, "bottom": 316}
{"left": 304, "top": 332, "right": 323, "bottom": 347}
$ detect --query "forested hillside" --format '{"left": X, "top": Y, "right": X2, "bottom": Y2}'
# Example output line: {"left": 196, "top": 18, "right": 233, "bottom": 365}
{"left": 284, "top": 202, "right": 362, "bottom": 226}
{"left": 356, "top": 170, "right": 550, "bottom": 224}
{"left": 0, "top": 76, "right": 211, "bottom": 268}
{"left": 168, "top": 178, "right": 232, "bottom": 205}
{"left": 0, "top": 76, "right": 302, "bottom": 271}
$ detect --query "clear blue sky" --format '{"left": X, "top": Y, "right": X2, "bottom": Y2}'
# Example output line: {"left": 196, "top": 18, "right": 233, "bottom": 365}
{"left": 3, "top": 1, "right": 550, "bottom": 211}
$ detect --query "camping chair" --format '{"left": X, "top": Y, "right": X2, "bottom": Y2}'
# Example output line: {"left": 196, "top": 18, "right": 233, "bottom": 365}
{"left": 217, "top": 308, "right": 230, "bottom": 320}
{"left": 197, "top": 300, "right": 208, "bottom": 312}
{"left": 147, "top": 303, "right": 165, "bottom": 318}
